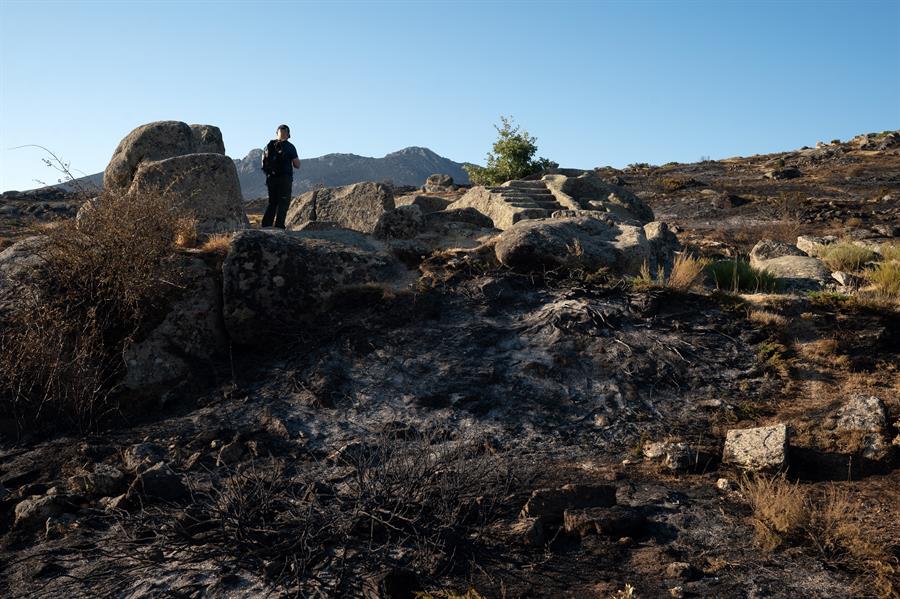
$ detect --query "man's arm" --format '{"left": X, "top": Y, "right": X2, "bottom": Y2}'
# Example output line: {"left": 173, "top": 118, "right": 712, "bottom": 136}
{"left": 291, "top": 144, "right": 300, "bottom": 169}
{"left": 292, "top": 158, "right": 301, "bottom": 169}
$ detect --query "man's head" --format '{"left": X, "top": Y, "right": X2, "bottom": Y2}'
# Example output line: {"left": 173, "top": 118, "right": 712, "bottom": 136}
{"left": 276, "top": 124, "right": 290, "bottom": 141}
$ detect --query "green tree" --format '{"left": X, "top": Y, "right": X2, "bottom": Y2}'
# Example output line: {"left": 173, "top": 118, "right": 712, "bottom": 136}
{"left": 464, "top": 116, "right": 557, "bottom": 186}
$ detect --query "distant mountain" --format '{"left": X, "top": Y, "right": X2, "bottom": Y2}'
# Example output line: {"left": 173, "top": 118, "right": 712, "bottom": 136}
{"left": 234, "top": 146, "right": 471, "bottom": 199}
{"left": 49, "top": 146, "right": 471, "bottom": 200}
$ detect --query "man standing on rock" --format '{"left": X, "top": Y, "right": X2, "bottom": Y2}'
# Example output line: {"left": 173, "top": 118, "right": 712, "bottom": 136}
{"left": 261, "top": 124, "right": 300, "bottom": 228}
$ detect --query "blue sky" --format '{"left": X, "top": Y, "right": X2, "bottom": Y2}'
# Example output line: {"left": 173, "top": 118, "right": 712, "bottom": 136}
{"left": 1, "top": 0, "right": 898, "bottom": 191}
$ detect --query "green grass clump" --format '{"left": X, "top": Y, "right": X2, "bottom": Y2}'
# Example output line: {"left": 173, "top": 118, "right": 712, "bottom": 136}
{"left": 818, "top": 243, "right": 877, "bottom": 272}
{"left": 706, "top": 259, "right": 781, "bottom": 293}
{"left": 868, "top": 261, "right": 900, "bottom": 299}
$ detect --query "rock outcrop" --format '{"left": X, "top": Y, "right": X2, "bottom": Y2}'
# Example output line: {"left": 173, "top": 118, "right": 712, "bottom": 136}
{"left": 222, "top": 229, "right": 403, "bottom": 345}
{"left": 285, "top": 182, "right": 395, "bottom": 234}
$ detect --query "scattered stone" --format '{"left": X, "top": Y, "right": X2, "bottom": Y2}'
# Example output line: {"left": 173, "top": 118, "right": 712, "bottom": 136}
{"left": 562, "top": 506, "right": 646, "bottom": 537}
{"left": 44, "top": 513, "right": 79, "bottom": 540}
{"left": 520, "top": 483, "right": 616, "bottom": 521}
{"left": 764, "top": 167, "right": 802, "bottom": 180}
{"left": 14, "top": 495, "right": 72, "bottom": 529}
{"left": 216, "top": 440, "right": 245, "bottom": 466}
{"left": 510, "top": 516, "right": 546, "bottom": 546}
{"left": 715, "top": 478, "right": 733, "bottom": 492}
{"left": 669, "top": 586, "right": 685, "bottom": 598}
{"left": 835, "top": 395, "right": 892, "bottom": 461}
{"left": 123, "top": 443, "right": 167, "bottom": 472}
{"left": 722, "top": 423, "right": 788, "bottom": 471}
{"left": 643, "top": 441, "right": 692, "bottom": 471}
{"left": 831, "top": 271, "right": 859, "bottom": 287}
{"left": 665, "top": 562, "right": 694, "bottom": 580}
{"left": 100, "top": 493, "right": 129, "bottom": 512}
{"left": 67, "top": 464, "right": 126, "bottom": 498}
{"left": 130, "top": 463, "right": 188, "bottom": 501}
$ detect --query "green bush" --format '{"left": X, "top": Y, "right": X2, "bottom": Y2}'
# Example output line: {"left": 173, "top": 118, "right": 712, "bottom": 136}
{"left": 707, "top": 259, "right": 781, "bottom": 293}
{"left": 818, "top": 243, "right": 877, "bottom": 272}
{"left": 464, "top": 116, "right": 556, "bottom": 186}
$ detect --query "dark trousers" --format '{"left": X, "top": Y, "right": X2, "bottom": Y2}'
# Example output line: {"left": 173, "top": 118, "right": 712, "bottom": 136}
{"left": 262, "top": 175, "right": 293, "bottom": 228}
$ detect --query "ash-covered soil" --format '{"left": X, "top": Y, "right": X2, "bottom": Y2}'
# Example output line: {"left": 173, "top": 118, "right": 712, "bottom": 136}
{"left": 1, "top": 136, "right": 898, "bottom": 598}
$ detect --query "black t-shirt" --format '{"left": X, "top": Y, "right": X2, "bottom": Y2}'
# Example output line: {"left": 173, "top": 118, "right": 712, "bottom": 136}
{"left": 264, "top": 140, "right": 298, "bottom": 178}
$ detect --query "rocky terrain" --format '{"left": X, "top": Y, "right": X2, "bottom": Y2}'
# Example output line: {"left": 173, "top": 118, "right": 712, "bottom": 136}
{"left": 0, "top": 123, "right": 898, "bottom": 598}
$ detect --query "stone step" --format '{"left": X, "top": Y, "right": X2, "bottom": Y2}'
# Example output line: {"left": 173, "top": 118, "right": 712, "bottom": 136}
{"left": 506, "top": 180, "right": 548, "bottom": 189}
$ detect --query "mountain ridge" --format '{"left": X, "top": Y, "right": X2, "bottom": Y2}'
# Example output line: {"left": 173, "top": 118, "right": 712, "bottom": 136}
{"left": 34, "top": 146, "right": 471, "bottom": 200}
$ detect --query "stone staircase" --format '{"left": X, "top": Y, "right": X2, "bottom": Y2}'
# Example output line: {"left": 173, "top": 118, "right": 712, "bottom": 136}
{"left": 491, "top": 180, "right": 565, "bottom": 215}
{"left": 450, "top": 178, "right": 569, "bottom": 229}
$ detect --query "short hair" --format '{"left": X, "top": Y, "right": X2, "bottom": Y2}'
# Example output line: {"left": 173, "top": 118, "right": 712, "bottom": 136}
{"left": 277, "top": 124, "right": 290, "bottom": 134}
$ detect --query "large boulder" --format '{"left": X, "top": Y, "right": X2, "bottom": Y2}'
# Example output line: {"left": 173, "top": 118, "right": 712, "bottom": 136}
{"left": 127, "top": 153, "right": 249, "bottom": 233}
{"left": 104, "top": 121, "right": 195, "bottom": 192}
{"left": 222, "top": 229, "right": 403, "bottom": 345}
{"left": 286, "top": 182, "right": 395, "bottom": 234}
{"left": 749, "top": 239, "right": 804, "bottom": 268}
{"left": 752, "top": 255, "right": 830, "bottom": 291}
{"left": 494, "top": 216, "right": 667, "bottom": 275}
{"left": 122, "top": 254, "right": 226, "bottom": 394}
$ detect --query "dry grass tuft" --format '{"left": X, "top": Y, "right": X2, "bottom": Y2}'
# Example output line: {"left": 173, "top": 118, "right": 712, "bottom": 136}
{"left": 199, "top": 232, "right": 234, "bottom": 254}
{"left": 174, "top": 217, "right": 199, "bottom": 248}
{"left": 747, "top": 309, "right": 788, "bottom": 328}
{"left": 808, "top": 486, "right": 898, "bottom": 598}
{"left": 634, "top": 253, "right": 709, "bottom": 291}
{"left": 667, "top": 253, "right": 711, "bottom": 291}
{"left": 739, "top": 476, "right": 898, "bottom": 597}
{"left": 739, "top": 473, "right": 808, "bottom": 552}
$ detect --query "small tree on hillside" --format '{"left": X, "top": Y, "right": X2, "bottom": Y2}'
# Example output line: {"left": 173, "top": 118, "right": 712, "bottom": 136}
{"left": 464, "top": 116, "right": 557, "bottom": 186}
